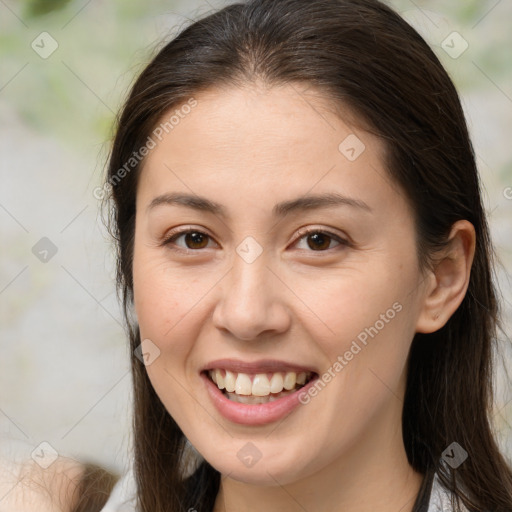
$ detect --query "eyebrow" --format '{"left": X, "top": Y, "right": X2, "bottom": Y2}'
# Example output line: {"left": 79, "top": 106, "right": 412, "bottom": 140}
{"left": 146, "top": 191, "right": 372, "bottom": 218}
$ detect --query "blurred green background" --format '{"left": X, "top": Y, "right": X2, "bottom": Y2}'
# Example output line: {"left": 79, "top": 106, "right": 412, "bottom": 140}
{"left": 1, "top": 0, "right": 511, "bottom": 476}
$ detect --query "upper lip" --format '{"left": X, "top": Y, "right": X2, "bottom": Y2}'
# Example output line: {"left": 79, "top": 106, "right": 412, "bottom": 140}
{"left": 201, "top": 358, "right": 318, "bottom": 375}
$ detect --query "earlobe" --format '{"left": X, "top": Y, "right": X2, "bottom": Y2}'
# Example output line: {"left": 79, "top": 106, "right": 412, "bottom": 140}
{"left": 415, "top": 220, "right": 476, "bottom": 334}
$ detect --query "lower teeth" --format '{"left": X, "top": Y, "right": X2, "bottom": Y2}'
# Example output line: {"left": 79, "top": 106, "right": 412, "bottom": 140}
{"left": 224, "top": 388, "right": 300, "bottom": 404}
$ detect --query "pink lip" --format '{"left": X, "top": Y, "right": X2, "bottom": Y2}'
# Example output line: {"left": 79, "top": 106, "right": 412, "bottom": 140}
{"left": 201, "top": 358, "right": 317, "bottom": 374}
{"left": 201, "top": 372, "right": 319, "bottom": 426}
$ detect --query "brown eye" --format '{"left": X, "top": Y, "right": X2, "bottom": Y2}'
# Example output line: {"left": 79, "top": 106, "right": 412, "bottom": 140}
{"left": 306, "top": 232, "right": 332, "bottom": 251}
{"left": 295, "top": 229, "right": 348, "bottom": 252}
{"left": 162, "top": 229, "right": 215, "bottom": 251}
{"left": 182, "top": 231, "right": 209, "bottom": 249}
{"left": 162, "top": 228, "right": 348, "bottom": 254}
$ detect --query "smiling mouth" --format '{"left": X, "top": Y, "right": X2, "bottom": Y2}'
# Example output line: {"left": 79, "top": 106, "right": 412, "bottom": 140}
{"left": 204, "top": 369, "right": 317, "bottom": 404}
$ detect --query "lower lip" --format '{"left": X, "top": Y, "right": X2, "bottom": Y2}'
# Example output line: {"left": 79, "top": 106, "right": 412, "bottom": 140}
{"left": 201, "top": 372, "right": 318, "bottom": 426}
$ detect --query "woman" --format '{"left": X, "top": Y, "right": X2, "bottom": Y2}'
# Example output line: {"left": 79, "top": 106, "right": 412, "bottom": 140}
{"left": 96, "top": 0, "right": 512, "bottom": 510}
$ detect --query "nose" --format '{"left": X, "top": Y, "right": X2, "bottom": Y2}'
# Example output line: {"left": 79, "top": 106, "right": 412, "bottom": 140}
{"left": 212, "top": 248, "right": 291, "bottom": 341}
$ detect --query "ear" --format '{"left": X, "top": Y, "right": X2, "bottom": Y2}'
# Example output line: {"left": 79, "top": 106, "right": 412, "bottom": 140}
{"left": 415, "top": 220, "right": 476, "bottom": 333}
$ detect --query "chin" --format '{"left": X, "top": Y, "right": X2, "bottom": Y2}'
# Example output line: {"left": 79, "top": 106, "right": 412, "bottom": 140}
{"left": 193, "top": 438, "right": 315, "bottom": 486}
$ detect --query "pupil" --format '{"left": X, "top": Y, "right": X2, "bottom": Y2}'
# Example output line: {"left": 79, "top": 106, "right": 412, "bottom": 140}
{"left": 186, "top": 232, "right": 207, "bottom": 249}
{"left": 308, "top": 232, "right": 330, "bottom": 250}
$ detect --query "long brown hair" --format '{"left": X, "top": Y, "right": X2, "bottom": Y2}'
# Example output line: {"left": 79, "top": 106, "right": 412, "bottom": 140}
{"left": 104, "top": 0, "right": 512, "bottom": 510}
{"left": 70, "top": 462, "right": 119, "bottom": 512}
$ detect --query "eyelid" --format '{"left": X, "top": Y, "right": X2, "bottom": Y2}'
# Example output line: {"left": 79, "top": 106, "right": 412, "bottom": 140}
{"left": 161, "top": 225, "right": 351, "bottom": 253}
{"left": 160, "top": 225, "right": 217, "bottom": 252}
{"left": 293, "top": 226, "right": 350, "bottom": 248}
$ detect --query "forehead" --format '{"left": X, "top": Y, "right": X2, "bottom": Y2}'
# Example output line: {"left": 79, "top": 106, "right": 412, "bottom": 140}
{"left": 137, "top": 83, "right": 398, "bottom": 216}
{"left": 147, "top": 82, "right": 377, "bottom": 159}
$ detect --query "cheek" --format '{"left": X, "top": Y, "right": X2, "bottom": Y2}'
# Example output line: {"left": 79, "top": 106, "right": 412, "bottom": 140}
{"left": 299, "top": 258, "right": 416, "bottom": 353}
{"left": 132, "top": 246, "right": 188, "bottom": 359}
{"left": 132, "top": 253, "right": 205, "bottom": 423}
{"left": 132, "top": 246, "right": 220, "bottom": 372}
{"left": 296, "top": 257, "right": 418, "bottom": 416}
{"left": 133, "top": 236, "right": 187, "bottom": 330}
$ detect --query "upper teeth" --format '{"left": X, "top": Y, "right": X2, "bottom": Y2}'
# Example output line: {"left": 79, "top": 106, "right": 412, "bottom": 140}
{"left": 208, "top": 369, "right": 311, "bottom": 396}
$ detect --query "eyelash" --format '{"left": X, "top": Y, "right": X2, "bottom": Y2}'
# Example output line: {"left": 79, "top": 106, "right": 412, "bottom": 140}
{"left": 160, "top": 227, "right": 350, "bottom": 254}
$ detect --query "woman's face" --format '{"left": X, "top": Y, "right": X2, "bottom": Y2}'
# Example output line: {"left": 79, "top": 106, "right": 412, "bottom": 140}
{"left": 132, "top": 83, "right": 429, "bottom": 485}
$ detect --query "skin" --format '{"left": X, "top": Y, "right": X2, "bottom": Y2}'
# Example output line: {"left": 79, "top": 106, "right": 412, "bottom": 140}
{"left": 132, "top": 82, "right": 475, "bottom": 512}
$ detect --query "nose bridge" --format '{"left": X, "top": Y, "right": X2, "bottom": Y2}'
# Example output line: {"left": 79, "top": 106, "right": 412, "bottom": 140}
{"left": 228, "top": 232, "right": 271, "bottom": 295}
{"left": 212, "top": 240, "right": 290, "bottom": 340}
{"left": 230, "top": 241, "right": 270, "bottom": 304}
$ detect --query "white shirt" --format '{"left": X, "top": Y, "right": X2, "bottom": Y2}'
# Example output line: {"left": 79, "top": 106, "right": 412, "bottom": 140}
{"left": 100, "top": 466, "right": 470, "bottom": 512}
